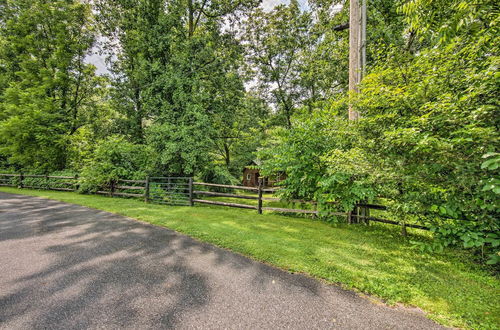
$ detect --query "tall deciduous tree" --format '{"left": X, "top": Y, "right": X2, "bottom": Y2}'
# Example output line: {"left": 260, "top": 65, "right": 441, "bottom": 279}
{"left": 0, "top": 0, "right": 100, "bottom": 171}
{"left": 243, "top": 0, "right": 313, "bottom": 128}
{"left": 96, "top": 0, "right": 259, "bottom": 176}
{"left": 212, "top": 93, "right": 270, "bottom": 173}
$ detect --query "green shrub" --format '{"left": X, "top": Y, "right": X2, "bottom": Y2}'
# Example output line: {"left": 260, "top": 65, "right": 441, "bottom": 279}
{"left": 78, "top": 136, "right": 155, "bottom": 193}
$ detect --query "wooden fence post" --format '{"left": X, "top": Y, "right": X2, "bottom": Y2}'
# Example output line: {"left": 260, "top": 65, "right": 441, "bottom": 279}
{"left": 19, "top": 173, "right": 24, "bottom": 189}
{"left": 401, "top": 222, "right": 407, "bottom": 237}
{"left": 348, "top": 204, "right": 358, "bottom": 224}
{"left": 188, "top": 177, "right": 194, "bottom": 206}
{"left": 144, "top": 176, "right": 150, "bottom": 203}
{"left": 110, "top": 180, "right": 115, "bottom": 197}
{"left": 359, "top": 204, "right": 370, "bottom": 225}
{"left": 258, "top": 178, "right": 263, "bottom": 214}
{"left": 45, "top": 174, "right": 49, "bottom": 190}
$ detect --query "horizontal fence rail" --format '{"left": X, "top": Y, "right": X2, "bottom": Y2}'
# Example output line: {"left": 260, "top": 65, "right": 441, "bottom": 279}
{"left": 118, "top": 179, "right": 146, "bottom": 184}
{"left": 0, "top": 173, "right": 429, "bottom": 234}
{"left": 262, "top": 207, "right": 318, "bottom": 214}
{"left": 351, "top": 215, "right": 430, "bottom": 230}
{"left": 192, "top": 199, "right": 258, "bottom": 210}
{"left": 194, "top": 182, "right": 258, "bottom": 191}
{"left": 194, "top": 190, "right": 259, "bottom": 200}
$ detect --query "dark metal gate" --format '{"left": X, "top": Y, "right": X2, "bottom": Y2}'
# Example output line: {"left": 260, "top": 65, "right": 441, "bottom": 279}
{"left": 146, "top": 177, "right": 192, "bottom": 206}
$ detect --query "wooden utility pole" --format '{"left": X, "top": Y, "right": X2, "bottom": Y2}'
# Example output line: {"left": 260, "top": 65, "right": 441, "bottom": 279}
{"left": 348, "top": 0, "right": 366, "bottom": 120}
{"left": 348, "top": 0, "right": 369, "bottom": 223}
{"left": 361, "top": 0, "right": 367, "bottom": 77}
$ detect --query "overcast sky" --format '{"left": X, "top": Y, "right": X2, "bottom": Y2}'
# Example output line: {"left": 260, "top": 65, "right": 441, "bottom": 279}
{"left": 262, "top": 0, "right": 309, "bottom": 11}
{"left": 262, "top": 0, "right": 286, "bottom": 11}
{"left": 88, "top": 0, "right": 308, "bottom": 75}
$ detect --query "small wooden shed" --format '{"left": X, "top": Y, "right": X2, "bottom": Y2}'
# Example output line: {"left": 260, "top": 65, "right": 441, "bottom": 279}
{"left": 242, "top": 166, "right": 260, "bottom": 187}
{"left": 242, "top": 160, "right": 286, "bottom": 188}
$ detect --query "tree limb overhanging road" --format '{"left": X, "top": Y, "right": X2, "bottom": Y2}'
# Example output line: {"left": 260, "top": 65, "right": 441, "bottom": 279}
{"left": 0, "top": 192, "right": 444, "bottom": 329}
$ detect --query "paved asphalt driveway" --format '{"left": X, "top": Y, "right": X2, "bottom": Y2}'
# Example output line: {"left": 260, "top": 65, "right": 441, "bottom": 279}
{"left": 0, "top": 192, "right": 444, "bottom": 329}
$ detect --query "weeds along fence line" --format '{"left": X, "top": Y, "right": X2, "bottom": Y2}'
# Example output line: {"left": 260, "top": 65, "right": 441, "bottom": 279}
{"left": 0, "top": 173, "right": 428, "bottom": 234}
{"left": 0, "top": 174, "right": 192, "bottom": 206}
{"left": 0, "top": 173, "right": 79, "bottom": 191}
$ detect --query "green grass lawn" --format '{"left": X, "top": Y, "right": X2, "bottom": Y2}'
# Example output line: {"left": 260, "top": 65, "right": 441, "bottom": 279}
{"left": 1, "top": 187, "right": 498, "bottom": 329}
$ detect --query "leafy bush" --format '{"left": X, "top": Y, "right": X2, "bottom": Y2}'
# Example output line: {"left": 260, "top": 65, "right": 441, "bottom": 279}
{"left": 78, "top": 136, "right": 155, "bottom": 193}
{"left": 258, "top": 110, "right": 377, "bottom": 220}
{"left": 199, "top": 165, "right": 239, "bottom": 186}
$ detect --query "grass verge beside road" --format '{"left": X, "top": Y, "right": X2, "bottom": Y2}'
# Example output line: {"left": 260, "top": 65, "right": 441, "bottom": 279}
{"left": 1, "top": 187, "right": 498, "bottom": 329}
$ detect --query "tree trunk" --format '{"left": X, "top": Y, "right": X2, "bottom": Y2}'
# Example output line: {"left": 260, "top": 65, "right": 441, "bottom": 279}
{"left": 188, "top": 0, "right": 194, "bottom": 37}
{"left": 224, "top": 142, "right": 230, "bottom": 167}
{"left": 133, "top": 86, "right": 143, "bottom": 142}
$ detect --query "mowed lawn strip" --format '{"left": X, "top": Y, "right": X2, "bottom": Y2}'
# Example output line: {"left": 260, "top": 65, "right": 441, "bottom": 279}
{"left": 1, "top": 187, "right": 498, "bottom": 329}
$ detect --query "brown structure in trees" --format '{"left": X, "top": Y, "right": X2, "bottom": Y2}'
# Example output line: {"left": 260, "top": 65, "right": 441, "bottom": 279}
{"left": 242, "top": 167, "right": 260, "bottom": 187}
{"left": 242, "top": 160, "right": 286, "bottom": 188}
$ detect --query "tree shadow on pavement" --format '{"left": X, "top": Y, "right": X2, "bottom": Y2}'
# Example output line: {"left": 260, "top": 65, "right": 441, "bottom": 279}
{"left": 0, "top": 194, "right": 211, "bottom": 328}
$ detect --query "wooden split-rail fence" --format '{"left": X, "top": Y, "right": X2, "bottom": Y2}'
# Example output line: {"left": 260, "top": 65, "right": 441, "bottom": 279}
{"left": 0, "top": 173, "right": 79, "bottom": 191}
{"left": 0, "top": 173, "right": 428, "bottom": 234}
{"left": 192, "top": 180, "right": 318, "bottom": 215}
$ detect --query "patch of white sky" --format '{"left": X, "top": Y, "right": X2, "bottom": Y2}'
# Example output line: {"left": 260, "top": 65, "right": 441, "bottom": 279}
{"left": 87, "top": 0, "right": 311, "bottom": 75}
{"left": 262, "top": 0, "right": 309, "bottom": 12}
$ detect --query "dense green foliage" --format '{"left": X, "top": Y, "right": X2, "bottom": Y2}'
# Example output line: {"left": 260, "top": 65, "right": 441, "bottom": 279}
{"left": 259, "top": 0, "right": 499, "bottom": 265}
{"left": 78, "top": 136, "right": 154, "bottom": 192}
{"left": 0, "top": 0, "right": 107, "bottom": 171}
{"left": 2, "top": 187, "right": 498, "bottom": 329}
{"left": 94, "top": 0, "right": 261, "bottom": 176}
